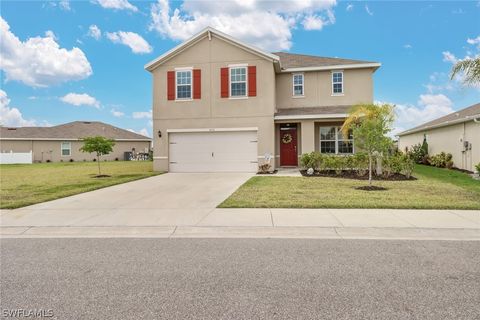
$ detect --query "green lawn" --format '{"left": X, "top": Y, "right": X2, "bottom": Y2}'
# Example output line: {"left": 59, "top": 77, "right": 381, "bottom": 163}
{"left": 0, "top": 161, "right": 161, "bottom": 209}
{"left": 219, "top": 165, "right": 480, "bottom": 209}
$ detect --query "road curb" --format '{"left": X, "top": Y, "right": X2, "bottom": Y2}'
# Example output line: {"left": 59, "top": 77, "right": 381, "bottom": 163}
{"left": 1, "top": 226, "right": 478, "bottom": 241}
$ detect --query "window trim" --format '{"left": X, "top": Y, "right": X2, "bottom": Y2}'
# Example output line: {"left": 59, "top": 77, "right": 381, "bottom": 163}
{"left": 61, "top": 141, "right": 71, "bottom": 157}
{"left": 331, "top": 71, "right": 344, "bottom": 96}
{"left": 175, "top": 67, "right": 193, "bottom": 101}
{"left": 229, "top": 65, "right": 248, "bottom": 99}
{"left": 292, "top": 73, "right": 304, "bottom": 97}
{"left": 319, "top": 126, "right": 354, "bottom": 155}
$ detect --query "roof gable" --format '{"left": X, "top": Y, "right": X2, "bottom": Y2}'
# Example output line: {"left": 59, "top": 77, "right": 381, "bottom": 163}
{"left": 398, "top": 103, "right": 480, "bottom": 136}
{"left": 145, "top": 27, "right": 280, "bottom": 71}
{"left": 274, "top": 52, "right": 381, "bottom": 72}
{"left": 1, "top": 121, "right": 151, "bottom": 140}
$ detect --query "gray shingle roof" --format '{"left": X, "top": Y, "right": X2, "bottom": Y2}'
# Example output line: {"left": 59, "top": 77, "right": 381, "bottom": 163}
{"left": 273, "top": 52, "right": 377, "bottom": 69}
{"left": 1, "top": 121, "right": 151, "bottom": 140}
{"left": 275, "top": 106, "right": 352, "bottom": 117}
{"left": 398, "top": 103, "right": 480, "bottom": 136}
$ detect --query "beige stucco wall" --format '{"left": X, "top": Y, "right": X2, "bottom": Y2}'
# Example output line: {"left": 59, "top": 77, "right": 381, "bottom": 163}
{"left": 0, "top": 140, "right": 150, "bottom": 163}
{"left": 398, "top": 121, "right": 480, "bottom": 171}
{"left": 150, "top": 34, "right": 276, "bottom": 171}
{"left": 275, "top": 68, "right": 374, "bottom": 109}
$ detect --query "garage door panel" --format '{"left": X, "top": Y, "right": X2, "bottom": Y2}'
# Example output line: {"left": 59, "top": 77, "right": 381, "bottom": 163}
{"left": 169, "top": 131, "right": 258, "bottom": 173}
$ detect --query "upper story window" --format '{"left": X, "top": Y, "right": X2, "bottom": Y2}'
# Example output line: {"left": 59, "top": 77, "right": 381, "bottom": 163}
{"left": 332, "top": 71, "right": 343, "bottom": 95}
{"left": 230, "top": 67, "right": 247, "bottom": 97}
{"left": 61, "top": 142, "right": 71, "bottom": 156}
{"left": 176, "top": 70, "right": 192, "bottom": 100}
{"left": 319, "top": 127, "right": 353, "bottom": 154}
{"left": 292, "top": 73, "right": 304, "bottom": 96}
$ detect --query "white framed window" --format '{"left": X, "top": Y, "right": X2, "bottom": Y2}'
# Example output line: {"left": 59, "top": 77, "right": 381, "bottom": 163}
{"left": 230, "top": 66, "right": 247, "bottom": 97}
{"left": 61, "top": 142, "right": 71, "bottom": 157}
{"left": 292, "top": 73, "right": 304, "bottom": 96}
{"left": 176, "top": 69, "right": 192, "bottom": 100}
{"left": 332, "top": 71, "right": 343, "bottom": 95}
{"left": 319, "top": 127, "right": 353, "bottom": 154}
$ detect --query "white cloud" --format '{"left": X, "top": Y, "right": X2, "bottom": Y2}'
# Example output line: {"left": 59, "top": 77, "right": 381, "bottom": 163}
{"left": 365, "top": 4, "right": 373, "bottom": 16}
{"left": 45, "top": 30, "right": 58, "bottom": 40}
{"left": 132, "top": 110, "right": 152, "bottom": 119}
{"left": 0, "top": 17, "right": 92, "bottom": 87}
{"left": 110, "top": 108, "right": 124, "bottom": 117}
{"left": 59, "top": 0, "right": 71, "bottom": 11}
{"left": 403, "top": 44, "right": 412, "bottom": 49}
{"left": 467, "top": 35, "right": 480, "bottom": 49}
{"left": 389, "top": 94, "right": 454, "bottom": 136}
{"left": 88, "top": 25, "right": 101, "bottom": 40}
{"left": 346, "top": 4, "right": 353, "bottom": 11}
{"left": 442, "top": 51, "right": 458, "bottom": 64}
{"left": 127, "top": 128, "right": 150, "bottom": 137}
{"left": 94, "top": 0, "right": 138, "bottom": 12}
{"left": 106, "top": 31, "right": 153, "bottom": 54}
{"left": 302, "top": 13, "right": 335, "bottom": 31}
{"left": 0, "top": 90, "right": 37, "bottom": 127}
{"left": 149, "top": 0, "right": 337, "bottom": 51}
{"left": 60, "top": 93, "right": 100, "bottom": 108}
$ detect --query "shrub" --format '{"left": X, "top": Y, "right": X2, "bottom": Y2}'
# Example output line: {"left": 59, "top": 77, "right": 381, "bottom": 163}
{"left": 258, "top": 163, "right": 271, "bottom": 173}
{"left": 475, "top": 163, "right": 480, "bottom": 173}
{"left": 300, "top": 152, "right": 315, "bottom": 170}
{"left": 402, "top": 155, "right": 415, "bottom": 179}
{"left": 429, "top": 152, "right": 453, "bottom": 168}
{"left": 408, "top": 143, "right": 428, "bottom": 164}
{"left": 69, "top": 159, "right": 74, "bottom": 162}
{"left": 352, "top": 153, "right": 368, "bottom": 176}
{"left": 333, "top": 156, "right": 346, "bottom": 175}
{"left": 387, "top": 154, "right": 403, "bottom": 174}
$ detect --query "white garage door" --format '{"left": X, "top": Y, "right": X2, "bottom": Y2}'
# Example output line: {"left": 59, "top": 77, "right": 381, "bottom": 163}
{"left": 169, "top": 130, "right": 258, "bottom": 172}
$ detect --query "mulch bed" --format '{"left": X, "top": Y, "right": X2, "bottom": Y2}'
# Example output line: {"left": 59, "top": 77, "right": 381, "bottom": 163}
{"left": 93, "top": 174, "right": 111, "bottom": 178}
{"left": 300, "top": 170, "right": 416, "bottom": 181}
{"left": 257, "top": 170, "right": 278, "bottom": 175}
{"left": 355, "top": 185, "right": 388, "bottom": 191}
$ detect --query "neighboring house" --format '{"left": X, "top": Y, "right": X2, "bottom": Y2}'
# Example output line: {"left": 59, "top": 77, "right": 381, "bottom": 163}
{"left": 398, "top": 103, "right": 480, "bottom": 172}
{"left": 0, "top": 121, "right": 151, "bottom": 163}
{"left": 145, "top": 27, "right": 380, "bottom": 172}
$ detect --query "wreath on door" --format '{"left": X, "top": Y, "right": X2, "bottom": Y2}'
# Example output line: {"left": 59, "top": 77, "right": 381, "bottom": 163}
{"left": 282, "top": 133, "right": 293, "bottom": 144}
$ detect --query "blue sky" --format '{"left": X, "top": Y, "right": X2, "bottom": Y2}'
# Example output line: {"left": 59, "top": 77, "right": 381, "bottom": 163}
{"left": 0, "top": 0, "right": 479, "bottom": 137}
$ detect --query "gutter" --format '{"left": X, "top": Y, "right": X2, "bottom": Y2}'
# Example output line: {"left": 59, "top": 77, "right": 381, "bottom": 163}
{"left": 274, "top": 113, "right": 348, "bottom": 120}
{"left": 281, "top": 63, "right": 381, "bottom": 73}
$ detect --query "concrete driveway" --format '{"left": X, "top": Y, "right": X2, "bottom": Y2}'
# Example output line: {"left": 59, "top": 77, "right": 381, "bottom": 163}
{"left": 0, "top": 173, "right": 253, "bottom": 227}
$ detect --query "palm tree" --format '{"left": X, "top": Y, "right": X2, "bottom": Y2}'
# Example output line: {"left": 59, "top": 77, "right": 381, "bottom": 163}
{"left": 341, "top": 103, "right": 394, "bottom": 186}
{"left": 450, "top": 57, "right": 480, "bottom": 85}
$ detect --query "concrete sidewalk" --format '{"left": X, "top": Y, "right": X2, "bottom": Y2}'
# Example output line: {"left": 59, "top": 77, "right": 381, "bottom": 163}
{"left": 1, "top": 208, "right": 479, "bottom": 240}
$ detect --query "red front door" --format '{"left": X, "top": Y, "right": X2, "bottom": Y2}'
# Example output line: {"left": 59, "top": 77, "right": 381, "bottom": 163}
{"left": 280, "top": 125, "right": 298, "bottom": 166}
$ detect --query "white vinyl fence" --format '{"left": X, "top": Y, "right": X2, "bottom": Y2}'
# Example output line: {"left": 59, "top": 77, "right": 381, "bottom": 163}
{"left": 0, "top": 151, "right": 33, "bottom": 164}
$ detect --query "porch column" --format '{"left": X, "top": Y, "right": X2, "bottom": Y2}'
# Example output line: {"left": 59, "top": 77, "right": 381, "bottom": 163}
{"left": 300, "top": 120, "right": 315, "bottom": 154}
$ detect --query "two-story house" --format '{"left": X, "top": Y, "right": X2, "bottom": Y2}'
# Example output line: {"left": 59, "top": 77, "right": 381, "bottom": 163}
{"left": 145, "top": 27, "right": 380, "bottom": 172}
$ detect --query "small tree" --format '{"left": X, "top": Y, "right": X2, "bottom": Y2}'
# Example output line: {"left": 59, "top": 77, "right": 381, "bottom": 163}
{"left": 80, "top": 136, "right": 115, "bottom": 175}
{"left": 341, "top": 103, "right": 394, "bottom": 186}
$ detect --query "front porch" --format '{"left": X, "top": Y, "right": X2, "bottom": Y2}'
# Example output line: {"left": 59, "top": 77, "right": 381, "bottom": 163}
{"left": 273, "top": 106, "right": 354, "bottom": 168}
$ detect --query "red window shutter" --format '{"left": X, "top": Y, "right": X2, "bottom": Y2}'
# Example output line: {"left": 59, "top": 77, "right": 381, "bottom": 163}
{"left": 193, "top": 69, "right": 201, "bottom": 99}
{"left": 220, "top": 67, "right": 229, "bottom": 98}
{"left": 248, "top": 66, "right": 256, "bottom": 97}
{"left": 167, "top": 71, "right": 175, "bottom": 100}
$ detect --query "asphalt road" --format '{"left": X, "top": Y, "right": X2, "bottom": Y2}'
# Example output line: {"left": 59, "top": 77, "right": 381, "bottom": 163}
{"left": 1, "top": 239, "right": 479, "bottom": 320}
